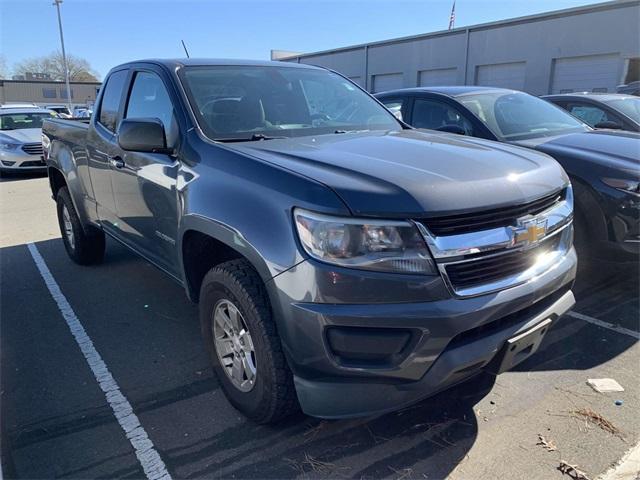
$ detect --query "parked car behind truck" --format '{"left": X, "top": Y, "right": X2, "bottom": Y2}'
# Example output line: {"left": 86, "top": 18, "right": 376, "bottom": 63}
{"left": 0, "top": 107, "right": 55, "bottom": 175}
{"left": 43, "top": 59, "right": 577, "bottom": 423}
{"left": 376, "top": 87, "right": 640, "bottom": 262}
{"left": 543, "top": 93, "right": 640, "bottom": 132}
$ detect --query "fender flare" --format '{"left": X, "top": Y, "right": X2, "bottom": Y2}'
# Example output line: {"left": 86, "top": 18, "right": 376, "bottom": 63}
{"left": 178, "top": 213, "right": 275, "bottom": 300}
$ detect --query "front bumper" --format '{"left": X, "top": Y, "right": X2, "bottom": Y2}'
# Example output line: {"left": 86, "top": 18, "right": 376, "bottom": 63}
{"left": 269, "top": 247, "right": 577, "bottom": 418}
{"left": 0, "top": 148, "right": 46, "bottom": 171}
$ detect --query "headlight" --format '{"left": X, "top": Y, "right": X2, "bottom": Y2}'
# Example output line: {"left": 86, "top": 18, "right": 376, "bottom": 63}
{"left": 602, "top": 177, "right": 640, "bottom": 197}
{"left": 294, "top": 208, "right": 436, "bottom": 274}
{"left": 0, "top": 142, "right": 20, "bottom": 151}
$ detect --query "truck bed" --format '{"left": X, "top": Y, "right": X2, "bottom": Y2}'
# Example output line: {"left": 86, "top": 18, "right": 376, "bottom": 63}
{"left": 43, "top": 117, "right": 90, "bottom": 156}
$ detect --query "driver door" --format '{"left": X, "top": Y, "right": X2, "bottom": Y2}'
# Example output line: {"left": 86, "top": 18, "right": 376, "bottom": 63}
{"left": 110, "top": 68, "right": 181, "bottom": 275}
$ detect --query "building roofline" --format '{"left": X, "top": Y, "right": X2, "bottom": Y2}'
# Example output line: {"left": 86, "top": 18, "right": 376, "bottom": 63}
{"left": 0, "top": 79, "right": 102, "bottom": 85}
{"left": 281, "top": 0, "right": 639, "bottom": 60}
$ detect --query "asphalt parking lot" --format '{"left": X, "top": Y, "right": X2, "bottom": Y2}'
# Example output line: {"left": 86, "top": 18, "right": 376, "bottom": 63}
{"left": 1, "top": 174, "right": 638, "bottom": 480}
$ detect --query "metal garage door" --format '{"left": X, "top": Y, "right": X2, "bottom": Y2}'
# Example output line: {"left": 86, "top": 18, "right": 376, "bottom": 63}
{"left": 372, "top": 73, "right": 403, "bottom": 93}
{"left": 551, "top": 54, "right": 620, "bottom": 93}
{"left": 418, "top": 68, "right": 458, "bottom": 87}
{"left": 476, "top": 62, "right": 526, "bottom": 90}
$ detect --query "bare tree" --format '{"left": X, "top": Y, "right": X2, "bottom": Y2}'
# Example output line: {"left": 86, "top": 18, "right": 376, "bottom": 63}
{"left": 13, "top": 51, "right": 100, "bottom": 81}
{"left": 0, "top": 55, "right": 8, "bottom": 79}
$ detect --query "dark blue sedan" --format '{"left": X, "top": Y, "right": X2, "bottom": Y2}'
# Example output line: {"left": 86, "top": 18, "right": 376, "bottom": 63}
{"left": 375, "top": 86, "right": 640, "bottom": 262}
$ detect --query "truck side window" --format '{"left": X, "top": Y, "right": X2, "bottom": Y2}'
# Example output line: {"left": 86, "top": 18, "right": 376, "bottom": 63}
{"left": 125, "top": 72, "right": 177, "bottom": 147}
{"left": 98, "top": 70, "right": 127, "bottom": 133}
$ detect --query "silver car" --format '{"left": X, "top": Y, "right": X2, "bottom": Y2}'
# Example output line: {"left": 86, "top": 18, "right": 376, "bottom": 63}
{"left": 0, "top": 108, "right": 55, "bottom": 175}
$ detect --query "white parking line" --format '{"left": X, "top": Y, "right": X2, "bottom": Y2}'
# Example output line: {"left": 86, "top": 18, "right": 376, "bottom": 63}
{"left": 27, "top": 243, "right": 172, "bottom": 480}
{"left": 567, "top": 311, "right": 640, "bottom": 340}
{"left": 598, "top": 440, "right": 640, "bottom": 479}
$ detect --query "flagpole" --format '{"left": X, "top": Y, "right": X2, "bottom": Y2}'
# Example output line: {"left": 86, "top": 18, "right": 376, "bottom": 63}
{"left": 448, "top": 0, "right": 456, "bottom": 30}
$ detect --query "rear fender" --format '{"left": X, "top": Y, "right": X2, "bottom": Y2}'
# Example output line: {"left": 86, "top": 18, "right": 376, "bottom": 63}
{"left": 47, "top": 140, "right": 99, "bottom": 231}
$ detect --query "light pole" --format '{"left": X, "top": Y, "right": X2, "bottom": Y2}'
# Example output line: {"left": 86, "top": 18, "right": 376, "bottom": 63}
{"left": 53, "top": 0, "right": 72, "bottom": 113}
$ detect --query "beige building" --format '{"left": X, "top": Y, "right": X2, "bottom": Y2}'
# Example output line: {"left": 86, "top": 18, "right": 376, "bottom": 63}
{"left": 0, "top": 79, "right": 101, "bottom": 107}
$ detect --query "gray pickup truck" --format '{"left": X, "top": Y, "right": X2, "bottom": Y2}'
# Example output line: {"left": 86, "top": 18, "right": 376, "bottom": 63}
{"left": 42, "top": 59, "right": 577, "bottom": 423}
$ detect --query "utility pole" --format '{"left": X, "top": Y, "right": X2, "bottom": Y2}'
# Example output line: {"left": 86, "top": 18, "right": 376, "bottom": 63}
{"left": 53, "top": 0, "right": 72, "bottom": 113}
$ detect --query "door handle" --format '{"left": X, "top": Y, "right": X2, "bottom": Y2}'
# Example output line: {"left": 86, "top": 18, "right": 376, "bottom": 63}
{"left": 108, "top": 155, "right": 125, "bottom": 169}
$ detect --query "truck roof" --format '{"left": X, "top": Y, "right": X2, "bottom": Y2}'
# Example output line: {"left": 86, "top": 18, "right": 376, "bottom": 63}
{"left": 115, "top": 58, "right": 324, "bottom": 70}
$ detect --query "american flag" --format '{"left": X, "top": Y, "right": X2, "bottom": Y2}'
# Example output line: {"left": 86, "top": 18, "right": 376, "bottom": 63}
{"left": 448, "top": 1, "right": 456, "bottom": 30}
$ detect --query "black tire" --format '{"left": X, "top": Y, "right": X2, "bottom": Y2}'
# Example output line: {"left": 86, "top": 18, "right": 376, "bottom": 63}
{"left": 56, "top": 187, "right": 105, "bottom": 265}
{"left": 199, "top": 259, "right": 298, "bottom": 423}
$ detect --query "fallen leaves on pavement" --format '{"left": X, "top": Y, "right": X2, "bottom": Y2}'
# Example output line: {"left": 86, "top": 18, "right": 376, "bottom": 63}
{"left": 572, "top": 408, "right": 621, "bottom": 436}
{"left": 536, "top": 434, "right": 557, "bottom": 452}
{"left": 558, "top": 460, "right": 591, "bottom": 480}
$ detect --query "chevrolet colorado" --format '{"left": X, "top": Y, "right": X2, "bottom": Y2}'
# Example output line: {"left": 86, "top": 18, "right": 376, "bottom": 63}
{"left": 42, "top": 59, "right": 577, "bottom": 423}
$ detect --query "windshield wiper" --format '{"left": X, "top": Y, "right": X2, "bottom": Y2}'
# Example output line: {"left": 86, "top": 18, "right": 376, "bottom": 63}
{"left": 215, "top": 133, "right": 287, "bottom": 142}
{"left": 333, "top": 129, "right": 371, "bottom": 134}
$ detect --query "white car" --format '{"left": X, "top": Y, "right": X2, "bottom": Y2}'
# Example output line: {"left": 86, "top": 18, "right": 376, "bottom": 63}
{"left": 45, "top": 104, "right": 73, "bottom": 118}
{"left": 0, "top": 108, "right": 55, "bottom": 175}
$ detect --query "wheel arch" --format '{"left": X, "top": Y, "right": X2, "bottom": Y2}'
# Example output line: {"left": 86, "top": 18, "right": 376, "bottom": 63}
{"left": 571, "top": 176, "right": 608, "bottom": 242}
{"left": 179, "top": 215, "right": 275, "bottom": 303}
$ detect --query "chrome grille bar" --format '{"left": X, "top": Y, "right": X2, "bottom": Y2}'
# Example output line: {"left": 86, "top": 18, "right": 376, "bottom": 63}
{"left": 417, "top": 184, "right": 574, "bottom": 297}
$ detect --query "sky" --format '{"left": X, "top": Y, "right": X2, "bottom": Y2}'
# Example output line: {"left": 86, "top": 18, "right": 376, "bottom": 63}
{"left": 1, "top": 0, "right": 604, "bottom": 80}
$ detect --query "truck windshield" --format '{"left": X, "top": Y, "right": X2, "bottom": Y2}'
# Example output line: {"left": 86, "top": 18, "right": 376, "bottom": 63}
{"left": 458, "top": 91, "right": 589, "bottom": 141}
{"left": 180, "top": 65, "right": 401, "bottom": 141}
{"left": 0, "top": 112, "right": 55, "bottom": 130}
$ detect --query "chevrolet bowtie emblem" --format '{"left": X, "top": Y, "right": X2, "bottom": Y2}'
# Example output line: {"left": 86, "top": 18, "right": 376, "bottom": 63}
{"left": 513, "top": 218, "right": 548, "bottom": 246}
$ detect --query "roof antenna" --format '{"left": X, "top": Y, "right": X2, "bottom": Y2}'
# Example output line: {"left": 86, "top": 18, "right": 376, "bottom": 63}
{"left": 181, "top": 39, "right": 190, "bottom": 58}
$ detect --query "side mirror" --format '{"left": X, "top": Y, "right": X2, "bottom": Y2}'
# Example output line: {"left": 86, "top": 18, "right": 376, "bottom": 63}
{"left": 117, "top": 118, "right": 171, "bottom": 153}
{"left": 594, "top": 120, "right": 622, "bottom": 130}
{"left": 436, "top": 124, "right": 467, "bottom": 135}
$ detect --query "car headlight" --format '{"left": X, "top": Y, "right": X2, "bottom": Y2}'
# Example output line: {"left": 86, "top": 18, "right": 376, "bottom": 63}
{"left": 294, "top": 208, "right": 436, "bottom": 274}
{"left": 0, "top": 142, "right": 20, "bottom": 151}
{"left": 602, "top": 177, "right": 640, "bottom": 197}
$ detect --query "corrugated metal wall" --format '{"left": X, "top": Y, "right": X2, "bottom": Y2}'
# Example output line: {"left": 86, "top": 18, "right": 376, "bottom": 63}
{"left": 284, "top": 1, "right": 640, "bottom": 95}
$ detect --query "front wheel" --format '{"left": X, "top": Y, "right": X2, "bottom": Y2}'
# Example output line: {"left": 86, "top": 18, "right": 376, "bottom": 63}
{"left": 56, "top": 187, "right": 105, "bottom": 265}
{"left": 199, "top": 259, "right": 298, "bottom": 423}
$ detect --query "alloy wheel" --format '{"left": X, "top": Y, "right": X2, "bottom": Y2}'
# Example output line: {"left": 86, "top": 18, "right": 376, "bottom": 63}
{"left": 212, "top": 299, "right": 257, "bottom": 392}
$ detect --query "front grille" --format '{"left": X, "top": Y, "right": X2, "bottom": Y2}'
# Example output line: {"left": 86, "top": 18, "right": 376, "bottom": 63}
{"left": 21, "top": 143, "right": 43, "bottom": 156}
{"left": 20, "top": 160, "right": 45, "bottom": 167}
{"left": 422, "top": 189, "right": 565, "bottom": 236}
{"left": 445, "top": 234, "right": 561, "bottom": 290}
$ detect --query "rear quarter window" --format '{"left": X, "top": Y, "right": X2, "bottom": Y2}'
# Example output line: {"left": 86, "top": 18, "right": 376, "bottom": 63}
{"left": 98, "top": 70, "right": 128, "bottom": 132}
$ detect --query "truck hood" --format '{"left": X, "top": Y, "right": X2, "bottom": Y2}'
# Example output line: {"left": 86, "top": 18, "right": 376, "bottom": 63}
{"left": 513, "top": 130, "right": 640, "bottom": 174}
{"left": 233, "top": 129, "right": 568, "bottom": 217}
{"left": 0, "top": 128, "right": 41, "bottom": 144}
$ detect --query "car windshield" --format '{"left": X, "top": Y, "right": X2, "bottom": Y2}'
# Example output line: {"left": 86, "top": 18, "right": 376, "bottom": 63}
{"left": 606, "top": 97, "right": 640, "bottom": 123}
{"left": 180, "top": 65, "right": 400, "bottom": 141}
{"left": 458, "top": 91, "right": 589, "bottom": 141}
{"left": 0, "top": 112, "right": 54, "bottom": 130}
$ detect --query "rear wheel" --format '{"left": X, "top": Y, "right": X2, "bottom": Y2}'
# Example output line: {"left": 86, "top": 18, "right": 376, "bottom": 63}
{"left": 199, "top": 259, "right": 298, "bottom": 423}
{"left": 56, "top": 187, "right": 105, "bottom": 265}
